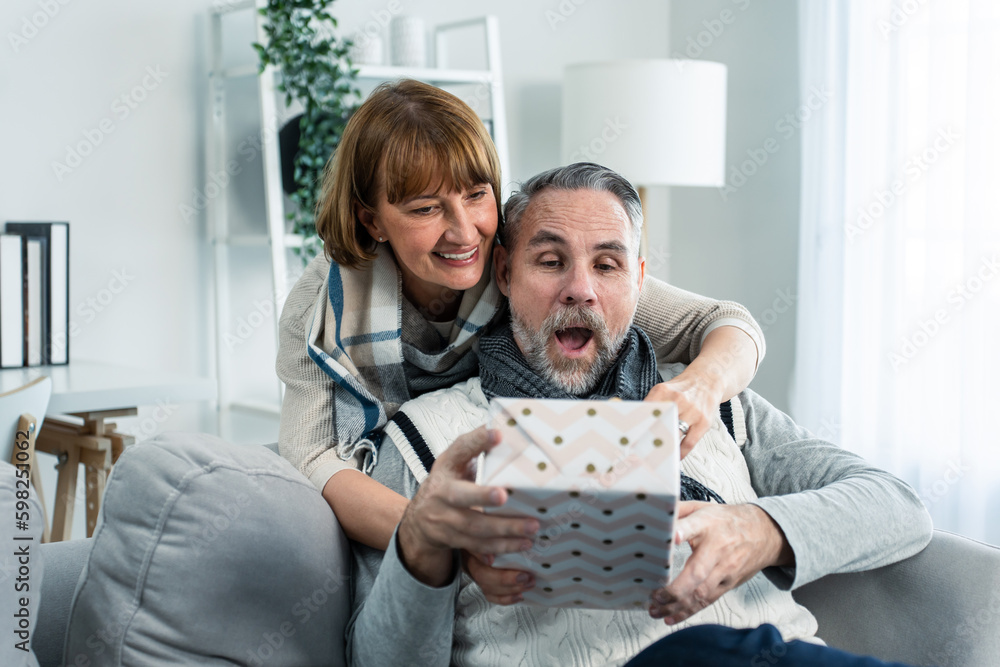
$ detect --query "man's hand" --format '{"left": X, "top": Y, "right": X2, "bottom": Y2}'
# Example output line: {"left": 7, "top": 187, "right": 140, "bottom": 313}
{"left": 463, "top": 551, "right": 535, "bottom": 605}
{"left": 397, "top": 427, "right": 540, "bottom": 587}
{"left": 644, "top": 372, "right": 723, "bottom": 458}
{"left": 648, "top": 501, "right": 794, "bottom": 625}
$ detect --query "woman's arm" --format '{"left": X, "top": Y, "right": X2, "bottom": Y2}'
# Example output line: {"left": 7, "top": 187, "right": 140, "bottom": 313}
{"left": 634, "top": 275, "right": 765, "bottom": 369}
{"left": 324, "top": 470, "right": 408, "bottom": 550}
{"left": 276, "top": 257, "right": 405, "bottom": 550}
{"left": 636, "top": 276, "right": 764, "bottom": 455}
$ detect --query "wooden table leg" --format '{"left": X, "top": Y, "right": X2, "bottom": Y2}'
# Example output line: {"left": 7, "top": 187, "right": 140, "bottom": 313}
{"left": 80, "top": 448, "right": 109, "bottom": 537}
{"left": 50, "top": 445, "right": 80, "bottom": 543}
{"left": 36, "top": 408, "right": 137, "bottom": 542}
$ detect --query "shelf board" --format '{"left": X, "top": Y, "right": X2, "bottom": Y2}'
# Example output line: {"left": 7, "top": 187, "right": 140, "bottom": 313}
{"left": 355, "top": 64, "right": 493, "bottom": 85}
{"left": 218, "top": 64, "right": 258, "bottom": 79}
{"left": 220, "top": 233, "right": 304, "bottom": 247}
{"left": 210, "top": 0, "right": 256, "bottom": 16}
{"left": 228, "top": 398, "right": 282, "bottom": 416}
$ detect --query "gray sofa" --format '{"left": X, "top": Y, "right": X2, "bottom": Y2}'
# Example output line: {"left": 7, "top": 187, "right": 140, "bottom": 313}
{"left": 28, "top": 437, "right": 1000, "bottom": 666}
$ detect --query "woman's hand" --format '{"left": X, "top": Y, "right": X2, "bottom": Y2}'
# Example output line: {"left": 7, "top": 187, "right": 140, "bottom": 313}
{"left": 462, "top": 550, "right": 535, "bottom": 605}
{"left": 644, "top": 370, "right": 723, "bottom": 458}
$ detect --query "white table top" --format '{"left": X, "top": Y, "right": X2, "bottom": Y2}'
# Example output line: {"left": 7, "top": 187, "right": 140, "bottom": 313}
{"left": 0, "top": 360, "right": 217, "bottom": 415}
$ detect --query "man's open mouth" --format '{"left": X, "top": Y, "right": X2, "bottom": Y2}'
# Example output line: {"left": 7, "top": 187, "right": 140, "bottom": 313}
{"left": 554, "top": 327, "right": 594, "bottom": 352}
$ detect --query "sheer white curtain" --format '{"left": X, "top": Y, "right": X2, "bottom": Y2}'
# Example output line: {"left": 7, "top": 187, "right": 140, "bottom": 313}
{"left": 794, "top": 0, "right": 1000, "bottom": 544}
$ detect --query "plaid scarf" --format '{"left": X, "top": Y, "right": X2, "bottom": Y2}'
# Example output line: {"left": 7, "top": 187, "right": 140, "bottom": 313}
{"left": 307, "top": 247, "right": 504, "bottom": 467}
{"left": 478, "top": 323, "right": 725, "bottom": 503}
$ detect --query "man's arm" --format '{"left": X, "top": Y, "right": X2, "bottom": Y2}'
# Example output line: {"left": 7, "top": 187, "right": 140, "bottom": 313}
{"left": 740, "top": 389, "right": 933, "bottom": 589}
{"left": 647, "top": 389, "right": 932, "bottom": 624}
{"left": 347, "top": 528, "right": 461, "bottom": 667}
{"left": 346, "top": 428, "right": 539, "bottom": 666}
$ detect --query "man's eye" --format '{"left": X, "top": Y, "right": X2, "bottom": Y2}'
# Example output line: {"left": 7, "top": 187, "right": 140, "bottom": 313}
{"left": 541, "top": 260, "right": 562, "bottom": 268}
{"left": 596, "top": 263, "right": 617, "bottom": 272}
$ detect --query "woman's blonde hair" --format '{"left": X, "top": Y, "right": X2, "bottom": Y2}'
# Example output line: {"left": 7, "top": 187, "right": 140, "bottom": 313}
{"left": 315, "top": 79, "right": 503, "bottom": 268}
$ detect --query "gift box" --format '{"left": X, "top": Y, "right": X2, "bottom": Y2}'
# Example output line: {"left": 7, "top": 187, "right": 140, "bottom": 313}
{"left": 479, "top": 397, "right": 679, "bottom": 610}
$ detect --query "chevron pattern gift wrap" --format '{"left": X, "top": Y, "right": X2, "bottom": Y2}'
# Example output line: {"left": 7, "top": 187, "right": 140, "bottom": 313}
{"left": 479, "top": 398, "right": 680, "bottom": 610}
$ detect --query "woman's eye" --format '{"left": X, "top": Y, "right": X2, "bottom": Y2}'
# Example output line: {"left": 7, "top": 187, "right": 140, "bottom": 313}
{"left": 412, "top": 206, "right": 435, "bottom": 215}
{"left": 541, "top": 260, "right": 562, "bottom": 268}
{"left": 468, "top": 189, "right": 488, "bottom": 200}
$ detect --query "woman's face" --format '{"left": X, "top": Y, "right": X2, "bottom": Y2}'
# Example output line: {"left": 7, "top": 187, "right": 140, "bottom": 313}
{"left": 359, "top": 180, "right": 498, "bottom": 315}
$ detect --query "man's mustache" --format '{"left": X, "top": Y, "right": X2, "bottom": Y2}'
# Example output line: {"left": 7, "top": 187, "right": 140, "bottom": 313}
{"left": 540, "top": 305, "right": 609, "bottom": 338}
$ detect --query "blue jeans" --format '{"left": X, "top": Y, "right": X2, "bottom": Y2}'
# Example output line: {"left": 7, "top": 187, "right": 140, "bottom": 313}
{"left": 624, "top": 624, "right": 920, "bottom": 667}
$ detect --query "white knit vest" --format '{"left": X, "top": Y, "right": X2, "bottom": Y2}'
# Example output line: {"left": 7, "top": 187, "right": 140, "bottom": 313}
{"left": 386, "top": 368, "right": 819, "bottom": 667}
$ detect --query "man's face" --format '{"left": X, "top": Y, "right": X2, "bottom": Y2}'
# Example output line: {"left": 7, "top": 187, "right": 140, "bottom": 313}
{"left": 495, "top": 188, "right": 646, "bottom": 394}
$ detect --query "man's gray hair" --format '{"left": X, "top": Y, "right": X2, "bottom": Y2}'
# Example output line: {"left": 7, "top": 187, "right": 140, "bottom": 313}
{"left": 500, "top": 162, "right": 644, "bottom": 254}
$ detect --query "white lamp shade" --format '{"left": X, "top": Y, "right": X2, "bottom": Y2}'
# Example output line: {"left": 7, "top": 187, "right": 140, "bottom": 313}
{"left": 561, "top": 59, "right": 728, "bottom": 187}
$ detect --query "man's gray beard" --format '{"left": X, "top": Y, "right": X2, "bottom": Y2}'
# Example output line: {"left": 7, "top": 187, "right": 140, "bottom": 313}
{"left": 510, "top": 304, "right": 630, "bottom": 395}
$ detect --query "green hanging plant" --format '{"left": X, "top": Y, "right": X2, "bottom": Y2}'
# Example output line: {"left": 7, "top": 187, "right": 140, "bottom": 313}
{"left": 253, "top": 0, "right": 360, "bottom": 261}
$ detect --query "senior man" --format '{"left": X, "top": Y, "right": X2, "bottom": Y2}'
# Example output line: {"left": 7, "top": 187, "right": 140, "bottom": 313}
{"left": 346, "top": 163, "right": 931, "bottom": 667}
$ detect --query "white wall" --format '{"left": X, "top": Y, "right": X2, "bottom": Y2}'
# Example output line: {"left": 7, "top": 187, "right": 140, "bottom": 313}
{"left": 1, "top": 0, "right": 217, "bottom": 442}
{"left": 668, "top": 0, "right": 801, "bottom": 412}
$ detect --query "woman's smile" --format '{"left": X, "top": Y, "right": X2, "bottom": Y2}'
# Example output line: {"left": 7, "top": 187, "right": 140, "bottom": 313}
{"left": 434, "top": 246, "right": 480, "bottom": 265}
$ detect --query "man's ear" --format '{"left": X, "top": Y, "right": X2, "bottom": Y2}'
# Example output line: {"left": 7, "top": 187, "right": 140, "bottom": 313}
{"left": 636, "top": 255, "right": 646, "bottom": 294}
{"left": 494, "top": 244, "right": 512, "bottom": 297}
{"left": 355, "top": 202, "right": 380, "bottom": 240}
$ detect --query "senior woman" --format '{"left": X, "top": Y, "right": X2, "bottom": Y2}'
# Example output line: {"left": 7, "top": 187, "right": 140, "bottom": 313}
{"left": 276, "top": 80, "right": 764, "bottom": 564}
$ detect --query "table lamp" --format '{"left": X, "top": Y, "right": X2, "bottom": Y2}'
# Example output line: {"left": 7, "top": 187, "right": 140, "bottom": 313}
{"left": 561, "top": 59, "right": 728, "bottom": 263}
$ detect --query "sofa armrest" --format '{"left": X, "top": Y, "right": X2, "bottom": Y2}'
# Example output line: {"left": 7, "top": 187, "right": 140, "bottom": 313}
{"left": 35, "top": 538, "right": 92, "bottom": 667}
{"left": 792, "top": 529, "right": 1000, "bottom": 667}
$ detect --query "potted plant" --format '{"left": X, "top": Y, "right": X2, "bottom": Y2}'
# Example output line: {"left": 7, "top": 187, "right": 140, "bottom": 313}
{"left": 254, "top": 0, "right": 359, "bottom": 260}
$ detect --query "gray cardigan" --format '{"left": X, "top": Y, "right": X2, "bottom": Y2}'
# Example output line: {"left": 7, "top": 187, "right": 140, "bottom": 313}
{"left": 345, "top": 388, "right": 933, "bottom": 666}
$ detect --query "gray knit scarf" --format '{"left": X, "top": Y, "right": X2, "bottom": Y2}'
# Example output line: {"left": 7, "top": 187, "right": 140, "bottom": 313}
{"left": 478, "top": 323, "right": 725, "bottom": 503}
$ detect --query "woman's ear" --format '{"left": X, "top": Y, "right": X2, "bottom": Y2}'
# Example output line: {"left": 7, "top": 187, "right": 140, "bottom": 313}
{"left": 494, "top": 245, "right": 512, "bottom": 297}
{"left": 355, "top": 202, "right": 380, "bottom": 241}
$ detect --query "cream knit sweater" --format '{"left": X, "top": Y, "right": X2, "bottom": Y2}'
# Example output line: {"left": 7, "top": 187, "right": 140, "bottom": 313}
{"left": 385, "top": 370, "right": 817, "bottom": 667}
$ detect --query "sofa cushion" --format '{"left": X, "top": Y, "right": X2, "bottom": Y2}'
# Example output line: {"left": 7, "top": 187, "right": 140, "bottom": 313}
{"left": 64, "top": 433, "right": 350, "bottom": 666}
{"left": 1, "top": 460, "right": 44, "bottom": 667}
